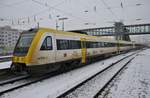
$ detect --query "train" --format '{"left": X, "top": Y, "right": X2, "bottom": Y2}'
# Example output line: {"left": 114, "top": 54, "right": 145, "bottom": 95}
{"left": 11, "top": 27, "right": 138, "bottom": 73}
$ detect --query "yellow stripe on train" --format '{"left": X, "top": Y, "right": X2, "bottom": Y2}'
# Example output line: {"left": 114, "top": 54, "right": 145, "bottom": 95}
{"left": 80, "top": 38, "right": 87, "bottom": 63}
{"left": 13, "top": 56, "right": 26, "bottom": 63}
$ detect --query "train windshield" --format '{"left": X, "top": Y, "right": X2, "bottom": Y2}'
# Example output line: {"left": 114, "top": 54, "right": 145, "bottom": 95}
{"left": 14, "top": 29, "right": 37, "bottom": 56}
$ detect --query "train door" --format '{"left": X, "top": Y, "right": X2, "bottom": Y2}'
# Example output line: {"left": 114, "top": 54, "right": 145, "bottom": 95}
{"left": 37, "top": 32, "right": 55, "bottom": 65}
{"left": 80, "top": 38, "right": 87, "bottom": 63}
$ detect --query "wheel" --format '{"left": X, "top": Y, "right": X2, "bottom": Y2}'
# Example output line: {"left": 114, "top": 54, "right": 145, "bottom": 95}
{"left": 11, "top": 63, "right": 27, "bottom": 73}
{"left": 10, "top": 63, "right": 18, "bottom": 72}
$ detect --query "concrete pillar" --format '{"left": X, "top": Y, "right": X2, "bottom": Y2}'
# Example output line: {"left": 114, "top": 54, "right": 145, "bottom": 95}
{"left": 114, "top": 22, "right": 131, "bottom": 41}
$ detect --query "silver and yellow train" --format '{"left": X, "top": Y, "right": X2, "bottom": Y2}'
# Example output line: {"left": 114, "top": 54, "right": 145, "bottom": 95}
{"left": 11, "top": 27, "right": 136, "bottom": 73}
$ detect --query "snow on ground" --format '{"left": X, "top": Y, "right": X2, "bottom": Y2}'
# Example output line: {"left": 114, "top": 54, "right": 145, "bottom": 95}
{"left": 0, "top": 51, "right": 136, "bottom": 98}
{"left": 65, "top": 54, "right": 135, "bottom": 98}
{"left": 0, "top": 55, "right": 12, "bottom": 69}
{"left": 0, "top": 55, "right": 12, "bottom": 59}
{"left": 103, "top": 48, "right": 150, "bottom": 98}
{"left": 0, "top": 61, "right": 11, "bottom": 69}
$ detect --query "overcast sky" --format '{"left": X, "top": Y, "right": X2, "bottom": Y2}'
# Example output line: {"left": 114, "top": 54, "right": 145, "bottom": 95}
{"left": 0, "top": 0, "right": 150, "bottom": 30}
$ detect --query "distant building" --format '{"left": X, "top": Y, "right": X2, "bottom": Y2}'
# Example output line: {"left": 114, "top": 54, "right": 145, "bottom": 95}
{"left": 0, "top": 26, "right": 21, "bottom": 47}
{"left": 0, "top": 26, "right": 21, "bottom": 54}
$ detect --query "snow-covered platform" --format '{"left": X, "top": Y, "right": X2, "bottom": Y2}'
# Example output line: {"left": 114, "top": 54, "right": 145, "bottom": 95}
{"left": 0, "top": 61, "right": 12, "bottom": 69}
{"left": 0, "top": 55, "right": 12, "bottom": 59}
{"left": 105, "top": 48, "right": 150, "bottom": 98}
{"left": 0, "top": 55, "right": 12, "bottom": 69}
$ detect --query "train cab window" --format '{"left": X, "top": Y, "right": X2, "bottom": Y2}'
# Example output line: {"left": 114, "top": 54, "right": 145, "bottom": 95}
{"left": 14, "top": 29, "right": 37, "bottom": 56}
{"left": 40, "top": 36, "right": 53, "bottom": 50}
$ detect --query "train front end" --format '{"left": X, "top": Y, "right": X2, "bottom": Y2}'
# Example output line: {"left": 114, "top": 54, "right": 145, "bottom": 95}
{"left": 11, "top": 29, "right": 38, "bottom": 72}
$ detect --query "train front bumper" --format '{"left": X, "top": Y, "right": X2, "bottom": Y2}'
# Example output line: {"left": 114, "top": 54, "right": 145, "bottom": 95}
{"left": 12, "top": 56, "right": 26, "bottom": 64}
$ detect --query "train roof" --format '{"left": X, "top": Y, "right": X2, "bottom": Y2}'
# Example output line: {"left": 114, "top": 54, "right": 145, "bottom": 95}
{"left": 38, "top": 27, "right": 88, "bottom": 36}
{"left": 33, "top": 27, "right": 132, "bottom": 44}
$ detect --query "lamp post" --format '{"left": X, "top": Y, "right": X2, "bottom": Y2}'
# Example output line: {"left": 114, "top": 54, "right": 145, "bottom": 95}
{"left": 59, "top": 17, "right": 68, "bottom": 31}
{"left": 56, "top": 15, "right": 60, "bottom": 30}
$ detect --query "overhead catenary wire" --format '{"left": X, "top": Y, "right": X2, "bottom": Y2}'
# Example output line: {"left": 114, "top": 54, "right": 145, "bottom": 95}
{"left": 0, "top": 0, "right": 68, "bottom": 25}
{"left": 0, "top": 0, "right": 146, "bottom": 28}
{"left": 31, "top": 0, "right": 89, "bottom": 23}
{"left": 100, "top": 0, "right": 119, "bottom": 21}
{"left": 73, "top": 0, "right": 98, "bottom": 25}
{"left": 119, "top": 0, "right": 125, "bottom": 22}
{"left": 0, "top": 0, "right": 144, "bottom": 23}
{"left": 19, "top": 0, "right": 68, "bottom": 20}
{"left": 0, "top": 0, "right": 28, "bottom": 8}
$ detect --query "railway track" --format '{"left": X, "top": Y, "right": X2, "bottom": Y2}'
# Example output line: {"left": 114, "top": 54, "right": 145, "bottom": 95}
{"left": 0, "top": 76, "right": 41, "bottom": 96}
{"left": 93, "top": 57, "right": 135, "bottom": 98}
{"left": 0, "top": 69, "right": 15, "bottom": 81}
{"left": 0, "top": 71, "right": 31, "bottom": 95}
{"left": 0, "top": 70, "right": 61, "bottom": 96}
{"left": 56, "top": 52, "right": 138, "bottom": 98}
{"left": 0, "top": 74, "right": 30, "bottom": 86}
{"left": 0, "top": 50, "right": 140, "bottom": 97}
{"left": 0, "top": 68, "right": 9, "bottom": 76}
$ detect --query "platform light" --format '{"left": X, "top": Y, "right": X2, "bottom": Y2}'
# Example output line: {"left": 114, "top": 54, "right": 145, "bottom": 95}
{"left": 56, "top": 15, "right": 60, "bottom": 30}
{"left": 84, "top": 23, "right": 96, "bottom": 25}
{"left": 84, "top": 10, "right": 88, "bottom": 13}
{"left": 0, "top": 18, "right": 4, "bottom": 21}
{"left": 136, "top": 18, "right": 142, "bottom": 21}
{"left": 84, "top": 23, "right": 89, "bottom": 25}
{"left": 136, "top": 3, "right": 142, "bottom": 6}
{"left": 58, "top": 17, "right": 68, "bottom": 31}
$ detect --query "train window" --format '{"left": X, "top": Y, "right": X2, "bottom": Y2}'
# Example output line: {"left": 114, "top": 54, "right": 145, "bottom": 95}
{"left": 14, "top": 31, "right": 36, "bottom": 56}
{"left": 40, "top": 36, "right": 53, "bottom": 50}
{"left": 108, "top": 43, "right": 112, "bottom": 47}
{"left": 57, "top": 39, "right": 81, "bottom": 50}
{"left": 104, "top": 42, "right": 112, "bottom": 47}
{"left": 86, "top": 41, "right": 92, "bottom": 48}
{"left": 110, "top": 43, "right": 115, "bottom": 47}
{"left": 101, "top": 42, "right": 103, "bottom": 47}
{"left": 69, "top": 40, "right": 81, "bottom": 49}
{"left": 86, "top": 41, "right": 106, "bottom": 48}
{"left": 108, "top": 43, "right": 111, "bottom": 47}
{"left": 103, "top": 42, "right": 107, "bottom": 47}
{"left": 109, "top": 43, "right": 112, "bottom": 47}
{"left": 84, "top": 41, "right": 120, "bottom": 48}
{"left": 98, "top": 42, "right": 102, "bottom": 47}
{"left": 57, "top": 40, "right": 69, "bottom": 50}
{"left": 94, "top": 42, "right": 97, "bottom": 48}
{"left": 113, "top": 43, "right": 116, "bottom": 47}
{"left": 86, "top": 41, "right": 90, "bottom": 48}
